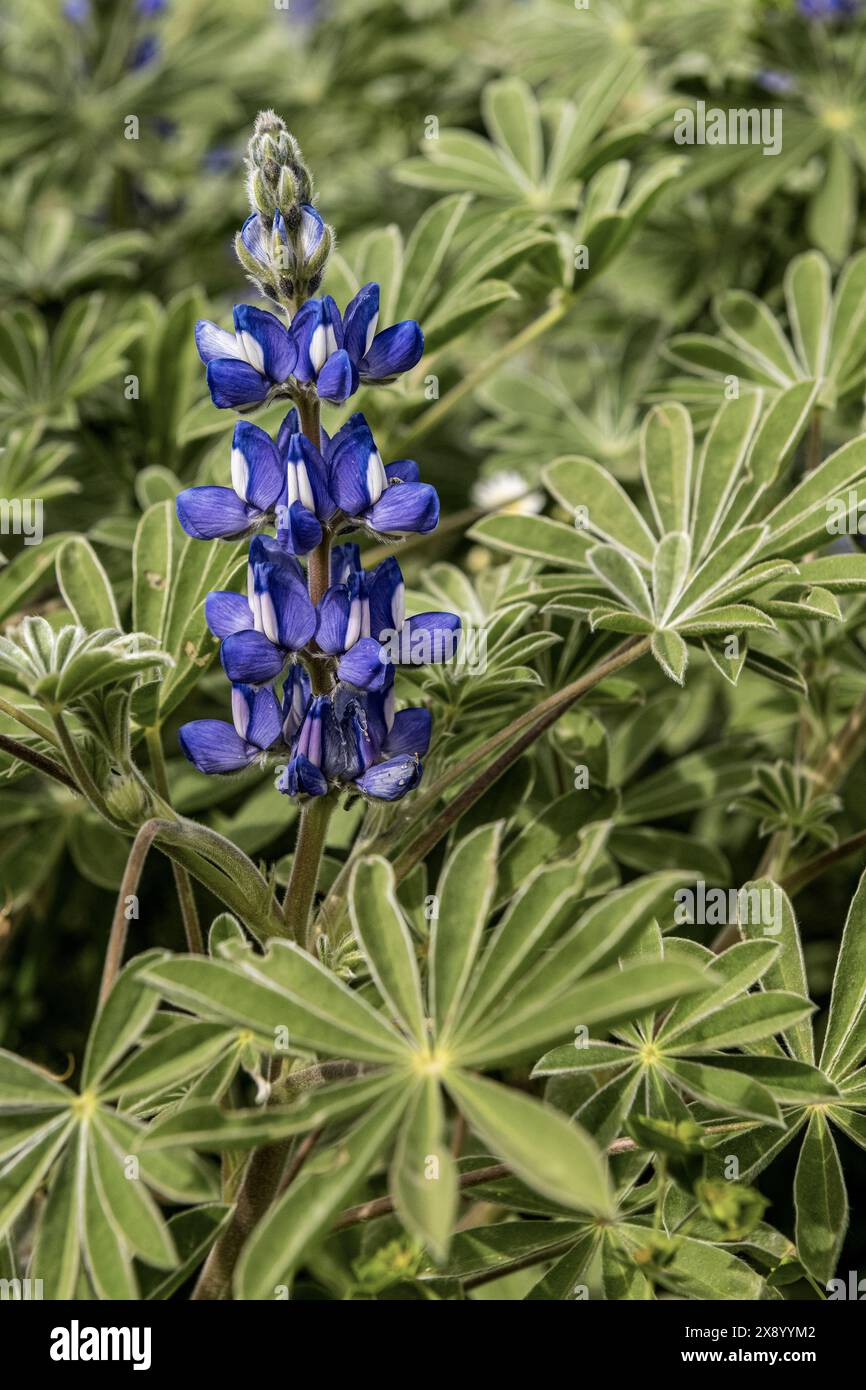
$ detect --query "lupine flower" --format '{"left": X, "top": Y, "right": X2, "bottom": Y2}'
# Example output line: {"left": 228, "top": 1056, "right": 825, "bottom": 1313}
{"left": 279, "top": 680, "right": 430, "bottom": 801}
{"left": 276, "top": 407, "right": 336, "bottom": 553}
{"left": 282, "top": 663, "right": 311, "bottom": 741}
{"left": 179, "top": 113, "right": 456, "bottom": 808}
{"left": 206, "top": 538, "right": 317, "bottom": 683}
{"left": 195, "top": 306, "right": 297, "bottom": 409}
{"left": 176, "top": 419, "right": 286, "bottom": 540}
{"left": 326, "top": 414, "right": 439, "bottom": 536}
{"left": 176, "top": 409, "right": 334, "bottom": 553}
{"left": 316, "top": 549, "right": 460, "bottom": 690}
{"left": 292, "top": 282, "right": 423, "bottom": 403}
{"left": 179, "top": 684, "right": 282, "bottom": 774}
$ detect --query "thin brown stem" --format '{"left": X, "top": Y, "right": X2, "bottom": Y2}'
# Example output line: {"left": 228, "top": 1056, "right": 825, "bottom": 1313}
{"left": 0, "top": 733, "right": 78, "bottom": 792}
{"left": 782, "top": 828, "right": 866, "bottom": 896}
{"left": 99, "top": 818, "right": 171, "bottom": 1004}
{"left": 391, "top": 636, "right": 650, "bottom": 882}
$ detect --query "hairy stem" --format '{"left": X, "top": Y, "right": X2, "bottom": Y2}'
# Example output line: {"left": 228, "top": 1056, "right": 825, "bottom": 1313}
{"left": 283, "top": 794, "right": 336, "bottom": 945}
{"left": 99, "top": 818, "right": 171, "bottom": 1003}
{"left": 145, "top": 726, "right": 203, "bottom": 954}
{"left": 0, "top": 695, "right": 58, "bottom": 745}
{"left": 0, "top": 732, "right": 78, "bottom": 792}
{"left": 192, "top": 1132, "right": 291, "bottom": 1300}
{"left": 51, "top": 710, "right": 125, "bottom": 828}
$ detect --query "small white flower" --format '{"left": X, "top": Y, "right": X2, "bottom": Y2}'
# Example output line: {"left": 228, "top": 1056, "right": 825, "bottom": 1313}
{"left": 472, "top": 469, "right": 544, "bottom": 515}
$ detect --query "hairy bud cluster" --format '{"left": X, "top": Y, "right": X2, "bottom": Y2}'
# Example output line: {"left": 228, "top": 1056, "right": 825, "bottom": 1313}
{"left": 236, "top": 110, "right": 333, "bottom": 309}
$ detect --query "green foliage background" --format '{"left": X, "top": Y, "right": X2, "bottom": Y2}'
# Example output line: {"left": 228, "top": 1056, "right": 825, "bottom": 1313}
{"left": 3, "top": 0, "right": 866, "bottom": 1300}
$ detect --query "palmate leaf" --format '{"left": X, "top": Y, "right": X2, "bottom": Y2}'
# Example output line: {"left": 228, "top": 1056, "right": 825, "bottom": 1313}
{"left": 474, "top": 386, "right": 866, "bottom": 688}
{"left": 139, "top": 842, "right": 715, "bottom": 1275}
{"left": 665, "top": 249, "right": 866, "bottom": 409}
{"left": 0, "top": 956, "right": 223, "bottom": 1298}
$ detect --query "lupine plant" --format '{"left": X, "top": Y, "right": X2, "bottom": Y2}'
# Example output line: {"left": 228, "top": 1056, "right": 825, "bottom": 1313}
{"left": 4, "top": 0, "right": 866, "bottom": 1307}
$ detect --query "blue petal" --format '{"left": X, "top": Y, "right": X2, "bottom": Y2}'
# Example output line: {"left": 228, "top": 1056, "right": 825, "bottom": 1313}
{"left": 400, "top": 612, "right": 462, "bottom": 664}
{"left": 178, "top": 720, "right": 256, "bottom": 774}
{"left": 369, "top": 555, "right": 406, "bottom": 639}
{"left": 206, "top": 358, "right": 269, "bottom": 409}
{"left": 276, "top": 499, "right": 323, "bottom": 556}
{"left": 244, "top": 685, "right": 283, "bottom": 749}
{"left": 315, "top": 585, "right": 351, "bottom": 654}
{"left": 233, "top": 305, "right": 297, "bottom": 383}
{"left": 299, "top": 204, "right": 325, "bottom": 259}
{"left": 231, "top": 421, "right": 284, "bottom": 510}
{"left": 385, "top": 459, "right": 420, "bottom": 484}
{"left": 205, "top": 590, "right": 254, "bottom": 638}
{"left": 220, "top": 630, "right": 287, "bottom": 683}
{"left": 330, "top": 543, "right": 362, "bottom": 585}
{"left": 336, "top": 636, "right": 389, "bottom": 691}
{"left": 247, "top": 534, "right": 305, "bottom": 583}
{"left": 384, "top": 707, "right": 432, "bottom": 757}
{"left": 317, "top": 349, "right": 358, "bottom": 403}
{"left": 342, "top": 282, "right": 380, "bottom": 365}
{"left": 254, "top": 562, "right": 317, "bottom": 650}
{"left": 275, "top": 407, "right": 301, "bottom": 454}
{"left": 283, "top": 432, "right": 335, "bottom": 519}
{"left": 290, "top": 297, "right": 343, "bottom": 380}
{"left": 328, "top": 415, "right": 387, "bottom": 514}
{"left": 176, "top": 487, "right": 254, "bottom": 539}
{"left": 281, "top": 665, "right": 311, "bottom": 742}
{"left": 278, "top": 754, "right": 328, "bottom": 797}
{"left": 366, "top": 481, "right": 440, "bottom": 535}
{"left": 355, "top": 754, "right": 423, "bottom": 800}
{"left": 360, "top": 321, "right": 424, "bottom": 381}
{"left": 240, "top": 212, "right": 270, "bottom": 265}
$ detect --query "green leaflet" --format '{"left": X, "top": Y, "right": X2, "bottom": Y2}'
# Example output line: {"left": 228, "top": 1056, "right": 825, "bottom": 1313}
{"left": 446, "top": 1070, "right": 613, "bottom": 1219}
{"left": 349, "top": 857, "right": 426, "bottom": 1044}
{"left": 428, "top": 822, "right": 501, "bottom": 1040}
{"left": 390, "top": 1077, "right": 457, "bottom": 1264}
{"left": 55, "top": 536, "right": 120, "bottom": 631}
{"left": 794, "top": 1113, "right": 848, "bottom": 1285}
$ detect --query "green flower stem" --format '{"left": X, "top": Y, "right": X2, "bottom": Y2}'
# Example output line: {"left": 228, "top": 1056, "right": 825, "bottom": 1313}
{"left": 282, "top": 793, "right": 336, "bottom": 945}
{"left": 192, "top": 1057, "right": 330, "bottom": 1301}
{"left": 0, "top": 695, "right": 59, "bottom": 745}
{"left": 397, "top": 292, "right": 571, "bottom": 452}
{"left": 145, "top": 725, "right": 203, "bottom": 955}
{"left": 159, "top": 839, "right": 284, "bottom": 940}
